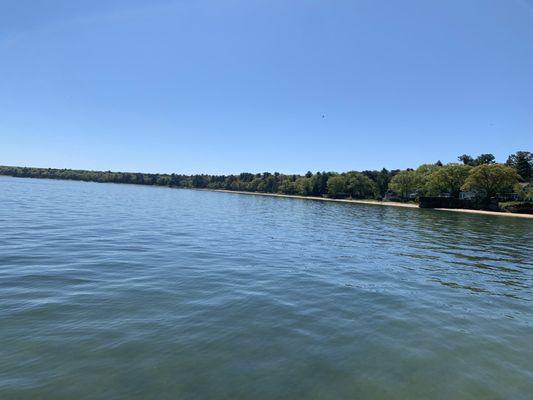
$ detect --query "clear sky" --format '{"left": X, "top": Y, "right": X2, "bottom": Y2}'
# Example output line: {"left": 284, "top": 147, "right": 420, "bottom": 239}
{"left": 1, "top": 0, "right": 532, "bottom": 174}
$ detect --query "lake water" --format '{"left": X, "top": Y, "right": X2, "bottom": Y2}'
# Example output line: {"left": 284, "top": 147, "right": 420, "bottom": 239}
{"left": 1, "top": 176, "right": 532, "bottom": 399}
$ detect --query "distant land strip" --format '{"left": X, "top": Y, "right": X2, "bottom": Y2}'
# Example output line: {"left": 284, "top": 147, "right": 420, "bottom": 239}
{"left": 1, "top": 163, "right": 532, "bottom": 219}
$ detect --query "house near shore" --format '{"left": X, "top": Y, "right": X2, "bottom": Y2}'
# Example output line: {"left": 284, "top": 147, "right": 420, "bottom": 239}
{"left": 496, "top": 193, "right": 519, "bottom": 201}
{"left": 459, "top": 190, "right": 484, "bottom": 200}
{"left": 459, "top": 190, "right": 522, "bottom": 201}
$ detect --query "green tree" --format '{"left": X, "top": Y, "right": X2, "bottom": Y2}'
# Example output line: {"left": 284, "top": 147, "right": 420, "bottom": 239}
{"left": 426, "top": 164, "right": 471, "bottom": 197}
{"left": 327, "top": 175, "right": 348, "bottom": 198}
{"left": 458, "top": 154, "right": 475, "bottom": 166}
{"left": 415, "top": 163, "right": 441, "bottom": 195}
{"left": 462, "top": 164, "right": 519, "bottom": 199}
{"left": 474, "top": 153, "right": 496, "bottom": 165}
{"left": 191, "top": 175, "right": 208, "bottom": 188}
{"left": 389, "top": 170, "right": 419, "bottom": 200}
{"left": 458, "top": 153, "right": 495, "bottom": 166}
{"left": 312, "top": 172, "right": 330, "bottom": 196}
{"left": 506, "top": 151, "right": 532, "bottom": 181}
{"left": 362, "top": 169, "right": 391, "bottom": 198}
{"left": 513, "top": 183, "right": 533, "bottom": 201}
{"left": 279, "top": 178, "right": 296, "bottom": 194}
{"left": 294, "top": 177, "right": 313, "bottom": 196}
{"left": 345, "top": 172, "right": 377, "bottom": 198}
{"left": 248, "top": 177, "right": 263, "bottom": 192}
{"left": 376, "top": 168, "right": 392, "bottom": 198}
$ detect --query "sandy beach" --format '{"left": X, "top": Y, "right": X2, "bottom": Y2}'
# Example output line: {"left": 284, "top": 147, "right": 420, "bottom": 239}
{"left": 208, "top": 189, "right": 533, "bottom": 219}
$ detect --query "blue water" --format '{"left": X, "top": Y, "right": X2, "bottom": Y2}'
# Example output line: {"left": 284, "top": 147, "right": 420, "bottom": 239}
{"left": 1, "top": 176, "right": 532, "bottom": 399}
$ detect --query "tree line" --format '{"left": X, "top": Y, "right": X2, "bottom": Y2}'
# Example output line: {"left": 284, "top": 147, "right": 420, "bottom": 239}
{"left": 1, "top": 151, "right": 531, "bottom": 202}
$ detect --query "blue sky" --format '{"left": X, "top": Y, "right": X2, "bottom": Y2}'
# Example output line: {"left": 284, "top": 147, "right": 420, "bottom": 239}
{"left": 1, "top": 0, "right": 532, "bottom": 174}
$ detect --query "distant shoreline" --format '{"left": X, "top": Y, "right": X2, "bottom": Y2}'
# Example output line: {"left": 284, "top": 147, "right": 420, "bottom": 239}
{"left": 1, "top": 173, "right": 532, "bottom": 219}
{"left": 205, "top": 189, "right": 533, "bottom": 219}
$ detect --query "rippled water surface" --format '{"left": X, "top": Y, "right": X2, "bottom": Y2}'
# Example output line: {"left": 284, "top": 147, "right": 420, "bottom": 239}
{"left": 1, "top": 176, "right": 532, "bottom": 399}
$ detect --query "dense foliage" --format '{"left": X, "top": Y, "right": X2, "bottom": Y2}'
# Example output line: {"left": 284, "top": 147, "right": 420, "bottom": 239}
{"left": 1, "top": 151, "right": 531, "bottom": 202}
{"left": 462, "top": 164, "right": 520, "bottom": 198}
